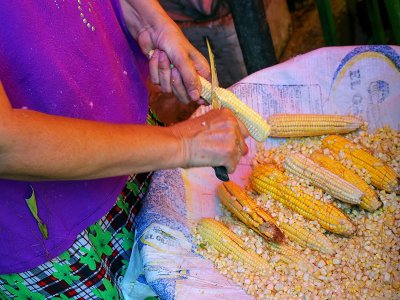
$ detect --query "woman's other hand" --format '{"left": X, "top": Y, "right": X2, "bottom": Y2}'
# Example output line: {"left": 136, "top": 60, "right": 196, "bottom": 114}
{"left": 146, "top": 49, "right": 207, "bottom": 106}
{"left": 120, "top": 0, "right": 209, "bottom": 105}
{"left": 169, "top": 108, "right": 249, "bottom": 173}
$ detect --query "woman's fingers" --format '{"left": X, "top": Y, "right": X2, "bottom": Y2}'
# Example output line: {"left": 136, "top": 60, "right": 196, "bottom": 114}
{"left": 148, "top": 49, "right": 205, "bottom": 104}
{"left": 189, "top": 48, "right": 210, "bottom": 81}
{"left": 168, "top": 48, "right": 206, "bottom": 102}
{"left": 171, "top": 68, "right": 190, "bottom": 104}
{"left": 169, "top": 108, "right": 248, "bottom": 174}
{"left": 136, "top": 19, "right": 210, "bottom": 104}
{"left": 148, "top": 49, "right": 160, "bottom": 85}
{"left": 235, "top": 119, "right": 249, "bottom": 156}
{"left": 158, "top": 51, "right": 172, "bottom": 93}
{"left": 147, "top": 44, "right": 209, "bottom": 104}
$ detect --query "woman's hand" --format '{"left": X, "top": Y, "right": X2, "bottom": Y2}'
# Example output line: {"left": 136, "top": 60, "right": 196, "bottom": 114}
{"left": 120, "top": 0, "right": 209, "bottom": 104}
{"left": 169, "top": 108, "right": 249, "bottom": 173}
{"left": 146, "top": 49, "right": 207, "bottom": 106}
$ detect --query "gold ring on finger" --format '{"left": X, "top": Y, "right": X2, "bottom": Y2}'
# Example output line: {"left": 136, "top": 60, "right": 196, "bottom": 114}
{"left": 147, "top": 49, "right": 154, "bottom": 59}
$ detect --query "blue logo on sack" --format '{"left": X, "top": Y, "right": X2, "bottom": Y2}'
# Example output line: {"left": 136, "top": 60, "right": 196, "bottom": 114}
{"left": 368, "top": 80, "right": 389, "bottom": 104}
{"left": 331, "top": 45, "right": 400, "bottom": 93}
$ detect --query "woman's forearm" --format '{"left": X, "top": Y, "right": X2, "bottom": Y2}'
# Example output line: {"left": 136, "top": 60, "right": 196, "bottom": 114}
{"left": 120, "top": 0, "right": 178, "bottom": 40}
{"left": 0, "top": 108, "right": 183, "bottom": 180}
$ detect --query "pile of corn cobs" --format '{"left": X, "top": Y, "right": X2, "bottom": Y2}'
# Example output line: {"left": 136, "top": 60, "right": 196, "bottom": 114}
{"left": 194, "top": 114, "right": 400, "bottom": 299}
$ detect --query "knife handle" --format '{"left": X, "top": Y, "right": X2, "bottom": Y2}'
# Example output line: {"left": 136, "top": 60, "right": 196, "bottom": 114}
{"left": 213, "top": 166, "right": 229, "bottom": 181}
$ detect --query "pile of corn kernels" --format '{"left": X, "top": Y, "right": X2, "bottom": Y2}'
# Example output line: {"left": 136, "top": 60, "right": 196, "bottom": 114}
{"left": 194, "top": 126, "right": 400, "bottom": 299}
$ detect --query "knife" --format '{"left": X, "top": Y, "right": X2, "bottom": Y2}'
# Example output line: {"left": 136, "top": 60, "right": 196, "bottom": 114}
{"left": 206, "top": 37, "right": 230, "bottom": 182}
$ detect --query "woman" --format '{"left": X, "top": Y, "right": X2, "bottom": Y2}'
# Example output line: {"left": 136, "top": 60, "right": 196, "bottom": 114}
{"left": 0, "top": 0, "right": 248, "bottom": 298}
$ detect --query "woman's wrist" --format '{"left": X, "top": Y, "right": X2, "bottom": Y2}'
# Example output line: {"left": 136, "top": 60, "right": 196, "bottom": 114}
{"left": 120, "top": 0, "right": 175, "bottom": 40}
{"left": 165, "top": 125, "right": 190, "bottom": 169}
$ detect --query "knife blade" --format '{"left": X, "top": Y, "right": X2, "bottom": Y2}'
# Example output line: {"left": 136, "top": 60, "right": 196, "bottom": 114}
{"left": 206, "top": 37, "right": 229, "bottom": 182}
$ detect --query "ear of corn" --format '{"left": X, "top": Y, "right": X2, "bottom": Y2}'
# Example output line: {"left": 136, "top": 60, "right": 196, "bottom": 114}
{"left": 197, "top": 218, "right": 270, "bottom": 271}
{"left": 219, "top": 181, "right": 335, "bottom": 255}
{"left": 277, "top": 222, "right": 336, "bottom": 255}
{"left": 283, "top": 153, "right": 363, "bottom": 205}
{"left": 218, "top": 181, "right": 285, "bottom": 243}
{"left": 310, "top": 151, "right": 382, "bottom": 211}
{"left": 219, "top": 218, "right": 311, "bottom": 271}
{"left": 199, "top": 76, "right": 271, "bottom": 142}
{"left": 266, "top": 242, "right": 312, "bottom": 272}
{"left": 322, "top": 135, "right": 398, "bottom": 193}
{"left": 250, "top": 164, "right": 356, "bottom": 236}
{"left": 266, "top": 113, "right": 363, "bottom": 137}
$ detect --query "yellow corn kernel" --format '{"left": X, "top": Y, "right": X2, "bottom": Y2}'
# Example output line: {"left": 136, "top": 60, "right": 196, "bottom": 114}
{"left": 284, "top": 153, "right": 363, "bottom": 205}
{"left": 310, "top": 151, "right": 382, "bottom": 211}
{"left": 218, "top": 181, "right": 285, "bottom": 243}
{"left": 266, "top": 113, "right": 363, "bottom": 137}
{"left": 250, "top": 164, "right": 356, "bottom": 236}
{"left": 199, "top": 76, "right": 270, "bottom": 142}
{"left": 322, "top": 135, "right": 398, "bottom": 193}
{"left": 197, "top": 218, "right": 270, "bottom": 271}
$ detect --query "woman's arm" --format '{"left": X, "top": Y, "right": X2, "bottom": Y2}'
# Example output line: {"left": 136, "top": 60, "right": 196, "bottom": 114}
{"left": 0, "top": 82, "right": 247, "bottom": 181}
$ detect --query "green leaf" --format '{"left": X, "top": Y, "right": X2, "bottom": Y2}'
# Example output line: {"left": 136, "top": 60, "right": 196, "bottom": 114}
{"left": 115, "top": 227, "right": 134, "bottom": 251}
{"left": 25, "top": 186, "right": 39, "bottom": 223}
{"left": 79, "top": 246, "right": 101, "bottom": 271}
{"left": 53, "top": 263, "right": 79, "bottom": 285}
{"left": 0, "top": 289, "right": 10, "bottom": 300}
{"left": 92, "top": 279, "right": 119, "bottom": 300}
{"left": 117, "top": 196, "right": 129, "bottom": 214}
{"left": 38, "top": 222, "right": 48, "bottom": 239}
{"left": 25, "top": 186, "right": 48, "bottom": 239}
{"left": 0, "top": 274, "right": 24, "bottom": 286}
{"left": 199, "top": 243, "right": 207, "bottom": 249}
{"left": 58, "top": 251, "right": 71, "bottom": 261}
{"left": 126, "top": 181, "right": 139, "bottom": 196}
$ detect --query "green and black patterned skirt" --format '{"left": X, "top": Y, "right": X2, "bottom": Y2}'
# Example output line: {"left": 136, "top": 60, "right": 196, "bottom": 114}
{"left": 0, "top": 111, "right": 164, "bottom": 299}
{"left": 0, "top": 172, "right": 152, "bottom": 300}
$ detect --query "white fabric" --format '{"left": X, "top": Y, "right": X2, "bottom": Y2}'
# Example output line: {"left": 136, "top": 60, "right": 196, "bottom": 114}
{"left": 121, "top": 45, "right": 400, "bottom": 300}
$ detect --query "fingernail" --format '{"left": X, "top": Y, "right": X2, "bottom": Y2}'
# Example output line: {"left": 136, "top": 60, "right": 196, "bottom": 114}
{"left": 243, "top": 144, "right": 249, "bottom": 155}
{"left": 197, "top": 99, "right": 206, "bottom": 105}
{"left": 189, "top": 89, "right": 200, "bottom": 101}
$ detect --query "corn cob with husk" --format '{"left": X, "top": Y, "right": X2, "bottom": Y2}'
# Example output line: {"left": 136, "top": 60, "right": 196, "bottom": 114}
{"left": 196, "top": 218, "right": 271, "bottom": 271}
{"left": 260, "top": 192, "right": 336, "bottom": 254}
{"left": 223, "top": 218, "right": 311, "bottom": 271}
{"left": 219, "top": 181, "right": 335, "bottom": 255}
{"left": 322, "top": 135, "right": 399, "bottom": 193}
{"left": 278, "top": 221, "right": 335, "bottom": 255}
{"left": 310, "top": 151, "right": 382, "bottom": 211}
{"left": 283, "top": 153, "right": 363, "bottom": 205}
{"left": 217, "top": 181, "right": 285, "bottom": 243}
{"left": 266, "top": 241, "right": 312, "bottom": 271}
{"left": 198, "top": 76, "right": 270, "bottom": 142}
{"left": 266, "top": 113, "right": 362, "bottom": 137}
{"left": 250, "top": 164, "right": 356, "bottom": 236}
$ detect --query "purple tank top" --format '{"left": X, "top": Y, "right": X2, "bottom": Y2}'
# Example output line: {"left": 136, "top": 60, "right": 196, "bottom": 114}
{"left": 0, "top": 1, "right": 149, "bottom": 274}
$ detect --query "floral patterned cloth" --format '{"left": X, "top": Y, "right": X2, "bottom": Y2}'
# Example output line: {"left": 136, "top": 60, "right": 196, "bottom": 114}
{"left": 0, "top": 172, "right": 152, "bottom": 300}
